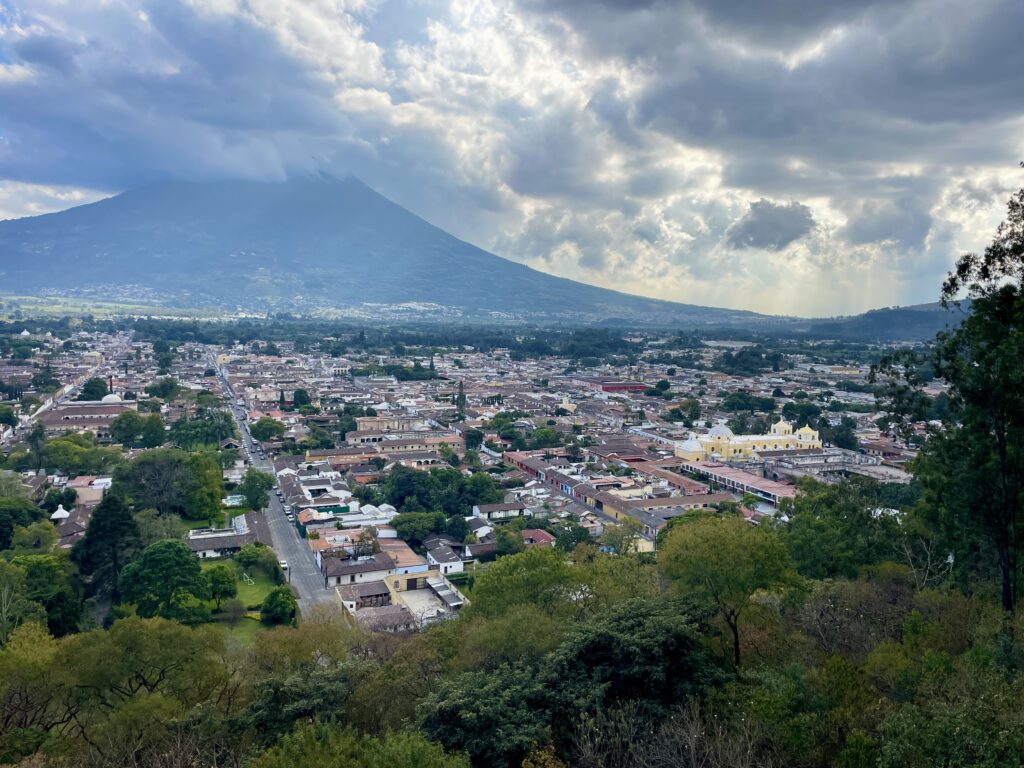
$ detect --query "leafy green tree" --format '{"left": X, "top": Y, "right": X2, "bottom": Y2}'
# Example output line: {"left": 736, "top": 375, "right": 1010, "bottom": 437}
{"left": 0, "top": 497, "right": 40, "bottom": 550}
{"left": 659, "top": 515, "right": 798, "bottom": 667}
{"left": 555, "top": 522, "right": 591, "bottom": 551}
{"left": 72, "top": 493, "right": 140, "bottom": 599}
{"left": 239, "top": 468, "right": 275, "bottom": 510}
{"left": 204, "top": 563, "right": 238, "bottom": 610}
{"left": 188, "top": 450, "right": 223, "bottom": 521}
{"left": 0, "top": 407, "right": 16, "bottom": 429}
{"left": 41, "top": 487, "right": 76, "bottom": 513}
{"left": 292, "top": 389, "right": 312, "bottom": 407}
{"left": 418, "top": 663, "right": 552, "bottom": 767}
{"left": 0, "top": 471, "right": 30, "bottom": 499}
{"left": 261, "top": 586, "right": 298, "bottom": 626}
{"left": 144, "top": 377, "right": 181, "bottom": 400}
{"left": 241, "top": 663, "right": 367, "bottom": 748}
{"left": 782, "top": 401, "right": 822, "bottom": 427}
{"left": 108, "top": 410, "right": 144, "bottom": 445}
{"left": 119, "top": 540, "right": 209, "bottom": 622}
{"left": 140, "top": 414, "right": 166, "bottom": 448}
{"left": 11, "top": 553, "right": 81, "bottom": 637}
{"left": 0, "top": 561, "right": 46, "bottom": 647}
{"left": 392, "top": 511, "right": 446, "bottom": 544}
{"left": 463, "top": 428, "right": 484, "bottom": 450}
{"left": 495, "top": 526, "right": 525, "bottom": 556}
{"left": 26, "top": 422, "right": 45, "bottom": 472}
{"left": 469, "top": 547, "right": 580, "bottom": 619}
{"left": 251, "top": 417, "right": 286, "bottom": 442}
{"left": 133, "top": 508, "right": 187, "bottom": 548}
{"left": 876, "top": 180, "right": 1024, "bottom": 615}
{"left": 779, "top": 477, "right": 903, "bottom": 579}
{"left": 76, "top": 378, "right": 108, "bottom": 401}
{"left": 10, "top": 521, "right": 57, "bottom": 553}
{"left": 113, "top": 448, "right": 198, "bottom": 517}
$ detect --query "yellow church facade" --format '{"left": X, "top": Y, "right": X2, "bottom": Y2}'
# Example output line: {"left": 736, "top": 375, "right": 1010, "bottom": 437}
{"left": 675, "top": 419, "right": 821, "bottom": 461}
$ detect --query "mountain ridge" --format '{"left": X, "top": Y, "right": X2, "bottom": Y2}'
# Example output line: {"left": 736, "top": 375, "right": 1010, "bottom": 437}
{"left": 0, "top": 175, "right": 961, "bottom": 338}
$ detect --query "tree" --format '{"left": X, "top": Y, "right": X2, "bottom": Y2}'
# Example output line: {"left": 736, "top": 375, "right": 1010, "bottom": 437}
{"left": 108, "top": 410, "right": 144, "bottom": 445}
{"left": 205, "top": 562, "right": 238, "bottom": 610}
{"left": 0, "top": 471, "right": 30, "bottom": 499}
{"left": 119, "top": 539, "right": 209, "bottom": 622}
{"left": 463, "top": 428, "right": 484, "bottom": 450}
{"left": 495, "top": 526, "right": 525, "bottom": 556}
{"left": 445, "top": 515, "right": 470, "bottom": 541}
{"left": 114, "top": 448, "right": 198, "bottom": 517}
{"left": 455, "top": 381, "right": 467, "bottom": 416}
{"left": 251, "top": 417, "right": 286, "bottom": 442}
{"left": 0, "top": 406, "right": 16, "bottom": 429}
{"left": 140, "top": 414, "right": 166, "bottom": 448}
{"left": 392, "top": 511, "right": 446, "bottom": 544}
{"left": 41, "top": 487, "right": 76, "bottom": 514}
{"left": 11, "top": 521, "right": 57, "bottom": 553}
{"left": 239, "top": 468, "right": 275, "bottom": 510}
{"left": 779, "top": 477, "right": 903, "bottom": 579}
{"left": 144, "top": 377, "right": 181, "bottom": 400}
{"left": 77, "top": 377, "right": 108, "bottom": 401}
{"left": 292, "top": 389, "right": 312, "bottom": 408}
{"left": 188, "top": 450, "right": 224, "bottom": 521}
{"left": 877, "top": 177, "right": 1024, "bottom": 616}
{"left": 133, "top": 508, "right": 187, "bottom": 548}
{"left": 26, "top": 421, "right": 45, "bottom": 472}
{"left": 0, "top": 496, "right": 40, "bottom": 551}
{"left": 72, "top": 493, "right": 140, "bottom": 599}
{"left": 659, "top": 516, "right": 798, "bottom": 668}
{"left": 0, "top": 561, "right": 45, "bottom": 647}
{"left": 261, "top": 585, "right": 298, "bottom": 625}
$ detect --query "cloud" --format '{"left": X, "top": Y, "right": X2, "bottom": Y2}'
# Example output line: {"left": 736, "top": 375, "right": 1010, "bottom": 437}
{"left": 0, "top": 0, "right": 1022, "bottom": 315}
{"left": 726, "top": 199, "right": 815, "bottom": 250}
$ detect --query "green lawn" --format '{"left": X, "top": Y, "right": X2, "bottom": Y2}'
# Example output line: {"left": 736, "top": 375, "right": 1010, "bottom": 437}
{"left": 201, "top": 559, "right": 277, "bottom": 610}
{"left": 235, "top": 569, "right": 278, "bottom": 610}
{"left": 185, "top": 511, "right": 228, "bottom": 530}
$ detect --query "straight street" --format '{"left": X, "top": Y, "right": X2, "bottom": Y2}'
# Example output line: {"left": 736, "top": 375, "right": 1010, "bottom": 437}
{"left": 212, "top": 358, "right": 333, "bottom": 615}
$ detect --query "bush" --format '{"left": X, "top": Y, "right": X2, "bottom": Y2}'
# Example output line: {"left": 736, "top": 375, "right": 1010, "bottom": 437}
{"left": 261, "top": 585, "right": 298, "bottom": 626}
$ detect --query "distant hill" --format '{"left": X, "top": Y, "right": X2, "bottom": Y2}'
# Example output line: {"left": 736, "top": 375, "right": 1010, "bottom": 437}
{"left": 0, "top": 176, "right": 966, "bottom": 339}
{"left": 0, "top": 175, "right": 765, "bottom": 327}
{"left": 801, "top": 301, "right": 968, "bottom": 341}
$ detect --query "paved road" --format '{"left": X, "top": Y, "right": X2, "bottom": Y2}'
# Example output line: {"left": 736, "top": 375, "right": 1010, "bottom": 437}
{"left": 212, "top": 357, "right": 333, "bottom": 615}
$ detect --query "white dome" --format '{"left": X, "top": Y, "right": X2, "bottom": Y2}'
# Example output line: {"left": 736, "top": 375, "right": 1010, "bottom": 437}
{"left": 50, "top": 504, "right": 70, "bottom": 520}
{"left": 708, "top": 423, "right": 734, "bottom": 438}
{"left": 678, "top": 438, "right": 703, "bottom": 452}
{"left": 101, "top": 393, "right": 122, "bottom": 403}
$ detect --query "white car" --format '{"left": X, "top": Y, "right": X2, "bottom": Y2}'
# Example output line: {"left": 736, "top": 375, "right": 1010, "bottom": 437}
{"left": 279, "top": 560, "right": 288, "bottom": 570}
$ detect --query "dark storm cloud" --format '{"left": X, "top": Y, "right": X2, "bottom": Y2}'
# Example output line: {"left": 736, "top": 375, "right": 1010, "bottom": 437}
{"left": 0, "top": 2, "right": 359, "bottom": 189}
{"left": 726, "top": 199, "right": 815, "bottom": 250}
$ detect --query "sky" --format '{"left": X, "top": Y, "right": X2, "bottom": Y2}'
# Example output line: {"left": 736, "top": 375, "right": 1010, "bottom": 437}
{"left": 1, "top": 0, "right": 1022, "bottom": 316}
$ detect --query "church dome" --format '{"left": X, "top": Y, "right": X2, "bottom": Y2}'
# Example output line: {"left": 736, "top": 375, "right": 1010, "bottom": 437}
{"left": 708, "top": 423, "right": 734, "bottom": 439}
{"left": 50, "top": 504, "right": 70, "bottom": 520}
{"left": 678, "top": 437, "right": 704, "bottom": 452}
{"left": 101, "top": 393, "right": 122, "bottom": 403}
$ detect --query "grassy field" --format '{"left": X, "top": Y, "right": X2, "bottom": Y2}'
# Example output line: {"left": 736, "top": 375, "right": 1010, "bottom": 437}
{"left": 201, "top": 559, "right": 280, "bottom": 645}
{"left": 235, "top": 569, "right": 278, "bottom": 610}
{"left": 201, "top": 559, "right": 277, "bottom": 610}
{"left": 0, "top": 294, "right": 221, "bottom": 319}
{"left": 185, "top": 514, "right": 225, "bottom": 530}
